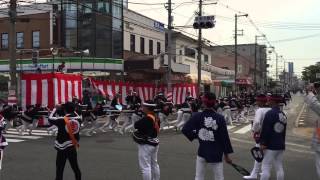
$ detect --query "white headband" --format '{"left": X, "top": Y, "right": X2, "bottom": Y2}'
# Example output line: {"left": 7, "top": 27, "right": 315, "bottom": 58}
{"left": 143, "top": 102, "right": 157, "bottom": 107}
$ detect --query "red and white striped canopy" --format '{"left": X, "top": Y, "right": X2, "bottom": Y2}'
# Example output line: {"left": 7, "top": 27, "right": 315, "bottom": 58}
{"left": 21, "top": 73, "right": 82, "bottom": 109}
{"left": 90, "top": 79, "right": 197, "bottom": 105}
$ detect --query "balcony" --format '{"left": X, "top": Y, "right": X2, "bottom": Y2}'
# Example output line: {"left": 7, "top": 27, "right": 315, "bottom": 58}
{"left": 201, "top": 64, "right": 235, "bottom": 76}
{"left": 162, "top": 55, "right": 190, "bottom": 74}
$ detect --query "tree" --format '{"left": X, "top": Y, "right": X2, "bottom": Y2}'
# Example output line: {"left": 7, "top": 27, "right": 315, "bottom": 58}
{"left": 302, "top": 62, "right": 320, "bottom": 83}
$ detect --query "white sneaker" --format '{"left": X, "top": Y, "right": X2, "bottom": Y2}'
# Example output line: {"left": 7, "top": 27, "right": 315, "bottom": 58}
{"left": 243, "top": 175, "right": 257, "bottom": 179}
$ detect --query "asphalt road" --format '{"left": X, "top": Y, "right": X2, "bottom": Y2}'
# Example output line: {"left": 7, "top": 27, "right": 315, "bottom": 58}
{"left": 0, "top": 94, "right": 318, "bottom": 180}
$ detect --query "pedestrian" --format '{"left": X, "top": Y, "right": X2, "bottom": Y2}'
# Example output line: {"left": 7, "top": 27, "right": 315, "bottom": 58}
{"left": 132, "top": 100, "right": 160, "bottom": 180}
{"left": 260, "top": 94, "right": 287, "bottom": 180}
{"left": 305, "top": 82, "right": 320, "bottom": 178}
{"left": 182, "top": 92, "right": 233, "bottom": 180}
{"left": 49, "top": 102, "right": 81, "bottom": 180}
{"left": 175, "top": 96, "right": 193, "bottom": 131}
{"left": 17, "top": 105, "right": 37, "bottom": 135}
{"left": 0, "top": 114, "right": 8, "bottom": 170}
{"left": 243, "top": 94, "right": 271, "bottom": 179}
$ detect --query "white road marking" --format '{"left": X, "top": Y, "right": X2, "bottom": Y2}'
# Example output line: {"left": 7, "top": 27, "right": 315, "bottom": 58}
{"left": 295, "top": 103, "right": 306, "bottom": 127}
{"left": 6, "top": 139, "right": 25, "bottom": 143}
{"left": 5, "top": 131, "right": 51, "bottom": 136}
{"left": 227, "top": 126, "right": 236, "bottom": 130}
{"left": 7, "top": 128, "right": 49, "bottom": 133}
{"left": 234, "top": 124, "right": 252, "bottom": 134}
{"left": 162, "top": 126, "right": 175, "bottom": 130}
{"left": 4, "top": 134, "right": 42, "bottom": 140}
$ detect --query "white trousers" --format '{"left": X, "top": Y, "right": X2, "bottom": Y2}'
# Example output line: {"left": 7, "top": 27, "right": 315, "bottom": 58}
{"left": 223, "top": 109, "right": 233, "bottom": 125}
{"left": 315, "top": 151, "right": 320, "bottom": 178}
{"left": 159, "top": 113, "right": 168, "bottom": 129}
{"left": 261, "top": 150, "right": 284, "bottom": 180}
{"left": 195, "top": 156, "right": 224, "bottom": 180}
{"left": 17, "top": 120, "right": 38, "bottom": 134}
{"left": 125, "top": 113, "right": 141, "bottom": 132}
{"left": 138, "top": 144, "right": 160, "bottom": 180}
{"left": 176, "top": 110, "right": 184, "bottom": 127}
{"left": 176, "top": 112, "right": 191, "bottom": 130}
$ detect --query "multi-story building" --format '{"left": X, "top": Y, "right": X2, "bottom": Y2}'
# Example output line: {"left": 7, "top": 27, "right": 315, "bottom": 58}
{"left": 0, "top": 2, "right": 123, "bottom": 73}
{"left": 210, "top": 44, "right": 267, "bottom": 91}
{"left": 170, "top": 31, "right": 234, "bottom": 94}
{"left": 62, "top": 0, "right": 123, "bottom": 58}
{"left": 0, "top": 4, "right": 54, "bottom": 59}
{"left": 123, "top": 9, "right": 191, "bottom": 83}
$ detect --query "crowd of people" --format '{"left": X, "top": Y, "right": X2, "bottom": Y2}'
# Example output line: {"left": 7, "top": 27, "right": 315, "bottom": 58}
{"left": 0, "top": 88, "right": 296, "bottom": 180}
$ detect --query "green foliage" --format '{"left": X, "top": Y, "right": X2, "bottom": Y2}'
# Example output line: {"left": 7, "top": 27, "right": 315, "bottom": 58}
{"left": 302, "top": 62, "right": 320, "bottom": 83}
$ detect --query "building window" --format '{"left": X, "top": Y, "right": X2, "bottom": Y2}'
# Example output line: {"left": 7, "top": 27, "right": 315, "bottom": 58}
{"left": 130, "top": 34, "right": 135, "bottom": 52}
{"left": 179, "top": 50, "right": 182, "bottom": 55}
{"left": 140, "top": 37, "right": 145, "bottom": 54}
{"left": 1, "top": 33, "right": 8, "bottom": 49}
{"left": 16, "top": 32, "right": 24, "bottom": 49}
{"left": 204, "top": 54, "right": 209, "bottom": 63}
{"left": 32, "top": 31, "right": 40, "bottom": 48}
{"left": 184, "top": 47, "right": 195, "bottom": 58}
{"left": 84, "top": 3, "right": 93, "bottom": 14}
{"left": 98, "top": 1, "right": 110, "bottom": 13}
{"left": 157, "top": 42, "right": 161, "bottom": 54}
{"left": 149, "top": 40, "right": 153, "bottom": 55}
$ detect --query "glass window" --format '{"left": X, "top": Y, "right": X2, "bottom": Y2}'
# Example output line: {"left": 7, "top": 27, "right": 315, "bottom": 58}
{"left": 204, "top": 54, "right": 209, "bottom": 63}
{"left": 130, "top": 34, "right": 135, "bottom": 52}
{"left": 112, "top": 30, "right": 123, "bottom": 59}
{"left": 32, "top": 31, "right": 40, "bottom": 48}
{"left": 1, "top": 33, "right": 8, "bottom": 49}
{"left": 112, "top": 3, "right": 122, "bottom": 30}
{"left": 98, "top": 1, "right": 109, "bottom": 13}
{"left": 184, "top": 47, "right": 195, "bottom": 58}
{"left": 84, "top": 3, "right": 92, "bottom": 14}
{"left": 65, "top": 3, "right": 77, "bottom": 28}
{"left": 157, "top": 42, "right": 161, "bottom": 54}
{"left": 16, "top": 32, "right": 24, "bottom": 49}
{"left": 149, "top": 40, "right": 153, "bottom": 55}
{"left": 140, "top": 37, "right": 145, "bottom": 54}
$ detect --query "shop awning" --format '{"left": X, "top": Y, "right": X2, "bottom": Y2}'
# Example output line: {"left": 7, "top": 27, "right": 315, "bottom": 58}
{"left": 236, "top": 78, "right": 253, "bottom": 85}
{"left": 213, "top": 80, "right": 234, "bottom": 87}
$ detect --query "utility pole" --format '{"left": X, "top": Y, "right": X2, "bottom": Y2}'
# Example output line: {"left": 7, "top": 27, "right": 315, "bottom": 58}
{"left": 276, "top": 54, "right": 279, "bottom": 82}
{"left": 166, "top": 0, "right": 173, "bottom": 92}
{"left": 254, "top": 35, "right": 265, "bottom": 91}
{"left": 234, "top": 13, "right": 247, "bottom": 94}
{"left": 234, "top": 14, "right": 238, "bottom": 94}
{"left": 197, "top": 0, "right": 203, "bottom": 94}
{"left": 9, "top": 0, "right": 17, "bottom": 102}
{"left": 254, "top": 36, "right": 257, "bottom": 91}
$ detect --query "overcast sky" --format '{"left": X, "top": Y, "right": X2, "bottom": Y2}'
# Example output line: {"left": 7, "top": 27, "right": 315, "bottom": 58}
{"left": 128, "top": 0, "right": 320, "bottom": 77}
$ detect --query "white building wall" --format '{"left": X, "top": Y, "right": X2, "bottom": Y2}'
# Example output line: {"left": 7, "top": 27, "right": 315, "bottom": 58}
{"left": 174, "top": 37, "right": 211, "bottom": 76}
{"left": 123, "top": 9, "right": 165, "bottom": 55}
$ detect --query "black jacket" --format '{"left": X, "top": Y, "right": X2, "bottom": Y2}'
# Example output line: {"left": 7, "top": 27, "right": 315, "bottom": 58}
{"left": 49, "top": 109, "right": 81, "bottom": 151}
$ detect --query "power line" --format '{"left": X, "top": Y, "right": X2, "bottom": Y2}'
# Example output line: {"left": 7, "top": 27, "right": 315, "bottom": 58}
{"left": 269, "top": 33, "right": 320, "bottom": 43}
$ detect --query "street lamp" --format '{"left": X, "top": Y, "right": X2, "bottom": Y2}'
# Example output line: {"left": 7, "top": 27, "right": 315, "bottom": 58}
{"left": 80, "top": 49, "right": 89, "bottom": 73}
{"left": 50, "top": 48, "right": 59, "bottom": 72}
